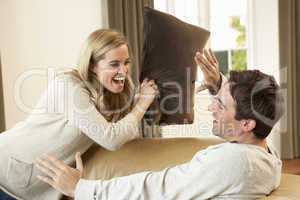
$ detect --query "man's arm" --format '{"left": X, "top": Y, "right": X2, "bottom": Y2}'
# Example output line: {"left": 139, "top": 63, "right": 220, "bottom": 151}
{"left": 194, "top": 48, "right": 227, "bottom": 95}
{"left": 36, "top": 145, "right": 247, "bottom": 200}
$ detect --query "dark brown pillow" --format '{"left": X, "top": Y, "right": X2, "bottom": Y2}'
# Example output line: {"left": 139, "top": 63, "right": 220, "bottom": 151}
{"left": 140, "top": 7, "right": 210, "bottom": 125}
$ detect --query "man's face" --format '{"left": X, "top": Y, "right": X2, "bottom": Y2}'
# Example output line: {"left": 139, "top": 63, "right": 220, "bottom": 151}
{"left": 208, "top": 83, "right": 242, "bottom": 140}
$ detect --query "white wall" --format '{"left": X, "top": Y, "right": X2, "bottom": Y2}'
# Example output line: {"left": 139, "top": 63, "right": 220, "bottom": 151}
{"left": 0, "top": 0, "right": 108, "bottom": 128}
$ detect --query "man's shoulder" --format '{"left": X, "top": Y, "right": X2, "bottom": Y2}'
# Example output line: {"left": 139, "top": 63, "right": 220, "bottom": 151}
{"left": 191, "top": 143, "right": 250, "bottom": 177}
{"left": 194, "top": 142, "right": 249, "bottom": 162}
{"left": 204, "top": 142, "right": 247, "bottom": 154}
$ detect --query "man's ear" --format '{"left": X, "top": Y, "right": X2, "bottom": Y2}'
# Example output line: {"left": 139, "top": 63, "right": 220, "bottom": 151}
{"left": 240, "top": 119, "right": 256, "bottom": 132}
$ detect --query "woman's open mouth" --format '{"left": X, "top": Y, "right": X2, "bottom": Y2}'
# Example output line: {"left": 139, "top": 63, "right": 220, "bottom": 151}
{"left": 112, "top": 76, "right": 125, "bottom": 85}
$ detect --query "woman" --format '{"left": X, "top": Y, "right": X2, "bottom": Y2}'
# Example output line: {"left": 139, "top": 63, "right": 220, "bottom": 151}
{"left": 0, "top": 29, "right": 158, "bottom": 200}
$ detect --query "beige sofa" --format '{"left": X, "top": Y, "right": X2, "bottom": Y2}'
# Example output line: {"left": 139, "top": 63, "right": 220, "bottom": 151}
{"left": 82, "top": 137, "right": 300, "bottom": 199}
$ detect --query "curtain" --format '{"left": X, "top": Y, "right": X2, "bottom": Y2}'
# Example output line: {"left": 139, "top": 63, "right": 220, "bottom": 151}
{"left": 279, "top": 0, "right": 300, "bottom": 159}
{"left": 106, "top": 0, "right": 160, "bottom": 137}
{"left": 0, "top": 53, "right": 5, "bottom": 132}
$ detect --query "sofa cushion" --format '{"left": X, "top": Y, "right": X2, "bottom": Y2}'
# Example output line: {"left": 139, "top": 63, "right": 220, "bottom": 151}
{"left": 261, "top": 173, "right": 300, "bottom": 199}
{"left": 140, "top": 7, "right": 210, "bottom": 125}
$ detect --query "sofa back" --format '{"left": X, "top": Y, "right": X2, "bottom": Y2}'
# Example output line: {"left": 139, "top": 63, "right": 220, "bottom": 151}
{"left": 82, "top": 137, "right": 223, "bottom": 180}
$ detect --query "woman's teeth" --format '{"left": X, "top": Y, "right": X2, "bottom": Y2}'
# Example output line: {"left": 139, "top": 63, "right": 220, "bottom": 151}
{"left": 113, "top": 77, "right": 125, "bottom": 81}
{"left": 112, "top": 77, "right": 125, "bottom": 86}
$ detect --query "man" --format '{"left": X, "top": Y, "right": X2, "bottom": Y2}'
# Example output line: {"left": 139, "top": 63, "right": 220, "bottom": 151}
{"left": 36, "top": 49, "right": 285, "bottom": 199}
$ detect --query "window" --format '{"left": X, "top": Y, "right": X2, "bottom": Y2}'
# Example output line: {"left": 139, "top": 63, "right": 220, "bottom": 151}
{"left": 210, "top": 0, "right": 248, "bottom": 75}
{"left": 154, "top": 0, "right": 248, "bottom": 78}
{"left": 154, "top": 0, "right": 249, "bottom": 137}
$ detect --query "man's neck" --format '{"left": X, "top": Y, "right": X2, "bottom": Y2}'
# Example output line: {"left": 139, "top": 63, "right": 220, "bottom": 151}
{"left": 231, "top": 133, "right": 268, "bottom": 151}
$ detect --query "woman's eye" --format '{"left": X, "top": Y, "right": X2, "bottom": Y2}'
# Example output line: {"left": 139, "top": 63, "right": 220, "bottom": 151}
{"left": 125, "top": 61, "right": 131, "bottom": 65}
{"left": 110, "top": 63, "right": 120, "bottom": 67}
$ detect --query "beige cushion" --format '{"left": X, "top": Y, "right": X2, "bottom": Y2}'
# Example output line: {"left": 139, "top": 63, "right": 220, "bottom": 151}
{"left": 261, "top": 174, "right": 300, "bottom": 199}
{"left": 82, "top": 137, "right": 300, "bottom": 199}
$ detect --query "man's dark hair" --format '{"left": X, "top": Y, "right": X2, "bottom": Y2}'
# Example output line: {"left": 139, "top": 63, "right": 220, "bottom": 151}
{"left": 228, "top": 70, "right": 285, "bottom": 139}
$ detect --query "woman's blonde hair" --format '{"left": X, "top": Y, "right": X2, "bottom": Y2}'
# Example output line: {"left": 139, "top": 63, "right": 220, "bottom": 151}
{"left": 69, "top": 29, "right": 135, "bottom": 122}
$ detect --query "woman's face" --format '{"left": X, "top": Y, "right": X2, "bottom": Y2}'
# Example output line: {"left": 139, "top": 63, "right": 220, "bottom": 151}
{"left": 93, "top": 44, "right": 131, "bottom": 93}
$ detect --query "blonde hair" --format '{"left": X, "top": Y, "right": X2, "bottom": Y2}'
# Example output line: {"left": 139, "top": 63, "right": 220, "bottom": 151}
{"left": 68, "top": 29, "right": 135, "bottom": 122}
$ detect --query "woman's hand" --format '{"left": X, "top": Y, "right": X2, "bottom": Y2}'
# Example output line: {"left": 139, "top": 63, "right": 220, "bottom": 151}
{"left": 35, "top": 152, "right": 83, "bottom": 198}
{"left": 136, "top": 78, "right": 159, "bottom": 112}
{"left": 194, "top": 48, "right": 221, "bottom": 94}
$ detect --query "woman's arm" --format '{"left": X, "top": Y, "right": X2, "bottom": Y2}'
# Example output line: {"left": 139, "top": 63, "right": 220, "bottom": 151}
{"left": 62, "top": 76, "right": 158, "bottom": 151}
